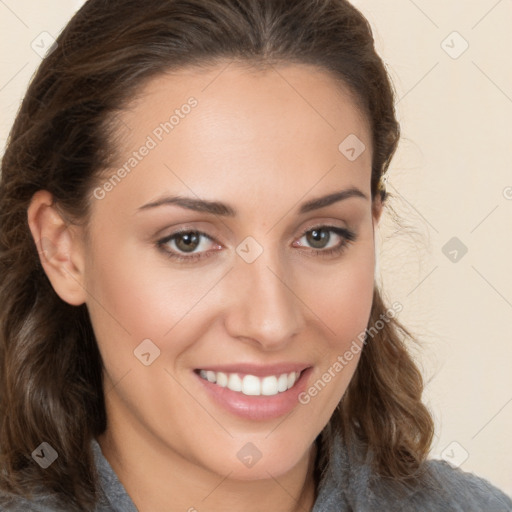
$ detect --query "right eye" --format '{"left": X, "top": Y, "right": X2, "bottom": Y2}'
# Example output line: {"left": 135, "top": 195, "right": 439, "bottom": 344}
{"left": 156, "top": 229, "right": 222, "bottom": 263}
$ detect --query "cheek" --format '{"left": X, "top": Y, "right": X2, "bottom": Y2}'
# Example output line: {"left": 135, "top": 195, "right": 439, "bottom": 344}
{"left": 299, "top": 243, "right": 375, "bottom": 403}
{"left": 83, "top": 235, "right": 231, "bottom": 387}
{"left": 84, "top": 233, "right": 210, "bottom": 335}
{"left": 309, "top": 244, "right": 375, "bottom": 344}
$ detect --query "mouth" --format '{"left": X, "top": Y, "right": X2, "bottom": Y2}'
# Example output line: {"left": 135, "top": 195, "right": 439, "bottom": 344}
{"left": 193, "top": 364, "right": 312, "bottom": 421}
{"left": 195, "top": 368, "right": 305, "bottom": 396}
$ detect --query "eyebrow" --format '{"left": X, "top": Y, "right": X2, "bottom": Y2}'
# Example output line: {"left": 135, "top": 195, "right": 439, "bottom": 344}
{"left": 136, "top": 186, "right": 368, "bottom": 216}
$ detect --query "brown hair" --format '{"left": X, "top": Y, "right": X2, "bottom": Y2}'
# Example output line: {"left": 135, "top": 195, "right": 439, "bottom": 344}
{"left": 0, "top": 0, "right": 434, "bottom": 509}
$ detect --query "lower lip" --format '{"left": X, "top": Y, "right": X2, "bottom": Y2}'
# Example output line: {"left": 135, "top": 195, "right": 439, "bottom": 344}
{"left": 194, "top": 368, "right": 313, "bottom": 421}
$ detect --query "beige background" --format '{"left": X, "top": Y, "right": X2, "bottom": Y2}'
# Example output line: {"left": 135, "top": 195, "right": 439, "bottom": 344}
{"left": 1, "top": 0, "right": 511, "bottom": 497}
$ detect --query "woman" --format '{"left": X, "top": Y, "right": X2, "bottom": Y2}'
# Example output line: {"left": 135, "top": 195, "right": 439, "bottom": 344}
{"left": 0, "top": 0, "right": 510, "bottom": 510}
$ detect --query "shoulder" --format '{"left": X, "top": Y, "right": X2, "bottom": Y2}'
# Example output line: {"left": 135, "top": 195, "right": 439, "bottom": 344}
{"left": 314, "top": 425, "right": 512, "bottom": 511}
{"left": 373, "top": 459, "right": 512, "bottom": 512}
{"left": 426, "top": 459, "right": 511, "bottom": 511}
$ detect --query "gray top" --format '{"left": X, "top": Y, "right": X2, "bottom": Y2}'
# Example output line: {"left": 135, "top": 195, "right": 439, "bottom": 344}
{"left": 1, "top": 427, "right": 511, "bottom": 511}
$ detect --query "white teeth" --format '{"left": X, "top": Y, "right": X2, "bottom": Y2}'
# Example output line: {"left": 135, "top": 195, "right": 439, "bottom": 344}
{"left": 198, "top": 369, "right": 302, "bottom": 396}
{"left": 277, "top": 374, "right": 288, "bottom": 392}
{"left": 228, "top": 373, "right": 242, "bottom": 392}
{"left": 216, "top": 372, "right": 228, "bottom": 387}
{"left": 261, "top": 376, "right": 278, "bottom": 396}
{"left": 242, "top": 375, "right": 260, "bottom": 395}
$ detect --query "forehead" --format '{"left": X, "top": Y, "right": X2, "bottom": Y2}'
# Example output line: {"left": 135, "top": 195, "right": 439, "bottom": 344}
{"left": 117, "top": 60, "right": 371, "bottom": 148}
{"left": 98, "top": 62, "right": 372, "bottom": 216}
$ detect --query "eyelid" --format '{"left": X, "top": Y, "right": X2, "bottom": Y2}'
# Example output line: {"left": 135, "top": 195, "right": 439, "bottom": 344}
{"left": 157, "top": 228, "right": 219, "bottom": 250}
{"left": 156, "top": 222, "right": 357, "bottom": 263}
{"left": 154, "top": 222, "right": 221, "bottom": 239}
{"left": 156, "top": 220, "right": 351, "bottom": 246}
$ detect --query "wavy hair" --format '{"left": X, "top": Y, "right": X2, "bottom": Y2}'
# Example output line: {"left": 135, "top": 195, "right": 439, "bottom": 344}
{"left": 0, "top": 0, "right": 434, "bottom": 508}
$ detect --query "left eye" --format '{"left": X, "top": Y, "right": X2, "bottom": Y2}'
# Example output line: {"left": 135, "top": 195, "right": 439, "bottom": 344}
{"left": 295, "top": 226, "right": 347, "bottom": 250}
{"left": 157, "top": 225, "right": 357, "bottom": 262}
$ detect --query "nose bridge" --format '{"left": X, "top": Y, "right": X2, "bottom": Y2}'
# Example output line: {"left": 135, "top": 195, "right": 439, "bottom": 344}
{"left": 224, "top": 242, "right": 303, "bottom": 349}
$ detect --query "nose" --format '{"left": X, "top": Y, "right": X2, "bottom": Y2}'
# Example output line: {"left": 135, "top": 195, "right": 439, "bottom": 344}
{"left": 223, "top": 247, "right": 304, "bottom": 351}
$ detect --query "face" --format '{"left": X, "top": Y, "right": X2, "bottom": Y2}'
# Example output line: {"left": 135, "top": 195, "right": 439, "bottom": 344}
{"left": 76, "top": 62, "right": 379, "bottom": 479}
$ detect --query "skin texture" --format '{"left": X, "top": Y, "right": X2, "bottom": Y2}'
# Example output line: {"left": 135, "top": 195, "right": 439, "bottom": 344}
{"left": 28, "top": 62, "right": 382, "bottom": 512}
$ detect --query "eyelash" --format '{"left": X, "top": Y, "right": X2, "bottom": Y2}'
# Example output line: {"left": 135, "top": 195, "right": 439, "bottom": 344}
{"left": 156, "top": 225, "right": 357, "bottom": 263}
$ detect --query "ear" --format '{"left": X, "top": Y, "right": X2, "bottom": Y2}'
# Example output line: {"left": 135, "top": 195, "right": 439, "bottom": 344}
{"left": 372, "top": 195, "right": 383, "bottom": 226}
{"left": 372, "top": 197, "right": 383, "bottom": 281}
{"left": 27, "top": 190, "right": 87, "bottom": 306}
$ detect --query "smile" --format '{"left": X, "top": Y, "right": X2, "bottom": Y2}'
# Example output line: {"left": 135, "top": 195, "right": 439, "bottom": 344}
{"left": 197, "top": 369, "right": 301, "bottom": 396}
{"left": 194, "top": 363, "right": 312, "bottom": 420}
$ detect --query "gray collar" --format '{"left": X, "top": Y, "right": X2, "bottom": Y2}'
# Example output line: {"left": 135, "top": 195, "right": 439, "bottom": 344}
{"left": 91, "top": 438, "right": 138, "bottom": 512}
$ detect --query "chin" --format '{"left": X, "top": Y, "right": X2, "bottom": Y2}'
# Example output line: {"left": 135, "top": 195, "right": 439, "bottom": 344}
{"left": 203, "top": 435, "right": 314, "bottom": 482}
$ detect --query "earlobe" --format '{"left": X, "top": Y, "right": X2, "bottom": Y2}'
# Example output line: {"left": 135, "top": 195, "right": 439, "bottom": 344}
{"left": 27, "top": 190, "right": 87, "bottom": 306}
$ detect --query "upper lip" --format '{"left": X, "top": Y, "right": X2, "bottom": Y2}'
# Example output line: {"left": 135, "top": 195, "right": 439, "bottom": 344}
{"left": 195, "top": 363, "right": 311, "bottom": 377}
